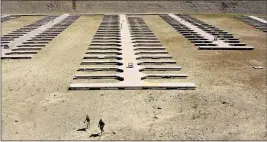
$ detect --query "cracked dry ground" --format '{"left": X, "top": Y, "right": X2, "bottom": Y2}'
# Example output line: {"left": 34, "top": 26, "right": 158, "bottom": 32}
{"left": 2, "top": 15, "right": 266, "bottom": 140}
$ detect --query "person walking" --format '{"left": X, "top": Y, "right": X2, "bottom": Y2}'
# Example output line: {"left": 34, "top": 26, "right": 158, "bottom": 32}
{"left": 98, "top": 119, "right": 105, "bottom": 134}
{"left": 214, "top": 36, "right": 217, "bottom": 41}
{"left": 213, "top": 35, "right": 217, "bottom": 41}
{"left": 84, "top": 115, "right": 90, "bottom": 129}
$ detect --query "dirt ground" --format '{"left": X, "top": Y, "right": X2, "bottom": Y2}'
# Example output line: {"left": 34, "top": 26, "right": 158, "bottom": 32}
{"left": 1, "top": 14, "right": 267, "bottom": 140}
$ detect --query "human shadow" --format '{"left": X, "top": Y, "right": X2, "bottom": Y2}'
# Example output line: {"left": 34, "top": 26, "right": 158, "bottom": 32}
{"left": 89, "top": 133, "right": 101, "bottom": 138}
{"left": 77, "top": 128, "right": 87, "bottom": 132}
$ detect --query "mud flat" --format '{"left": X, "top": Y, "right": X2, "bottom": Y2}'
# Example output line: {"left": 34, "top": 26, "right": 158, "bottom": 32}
{"left": 1, "top": 15, "right": 266, "bottom": 140}
{"left": 143, "top": 15, "right": 266, "bottom": 140}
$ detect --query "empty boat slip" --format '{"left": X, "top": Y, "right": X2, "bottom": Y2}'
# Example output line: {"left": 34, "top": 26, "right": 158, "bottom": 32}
{"left": 69, "top": 14, "right": 196, "bottom": 90}
{"left": 1, "top": 15, "right": 80, "bottom": 59}
{"left": 235, "top": 15, "right": 267, "bottom": 32}
{"left": 160, "top": 14, "right": 253, "bottom": 50}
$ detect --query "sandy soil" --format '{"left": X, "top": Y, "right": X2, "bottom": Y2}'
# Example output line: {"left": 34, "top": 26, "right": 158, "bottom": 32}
{"left": 143, "top": 15, "right": 266, "bottom": 140}
{"left": 1, "top": 15, "right": 266, "bottom": 140}
{"left": 1, "top": 16, "right": 44, "bottom": 35}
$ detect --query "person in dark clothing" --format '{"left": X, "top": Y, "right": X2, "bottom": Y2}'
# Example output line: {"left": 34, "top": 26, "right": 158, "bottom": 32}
{"left": 98, "top": 119, "right": 105, "bottom": 134}
{"left": 84, "top": 115, "right": 90, "bottom": 129}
